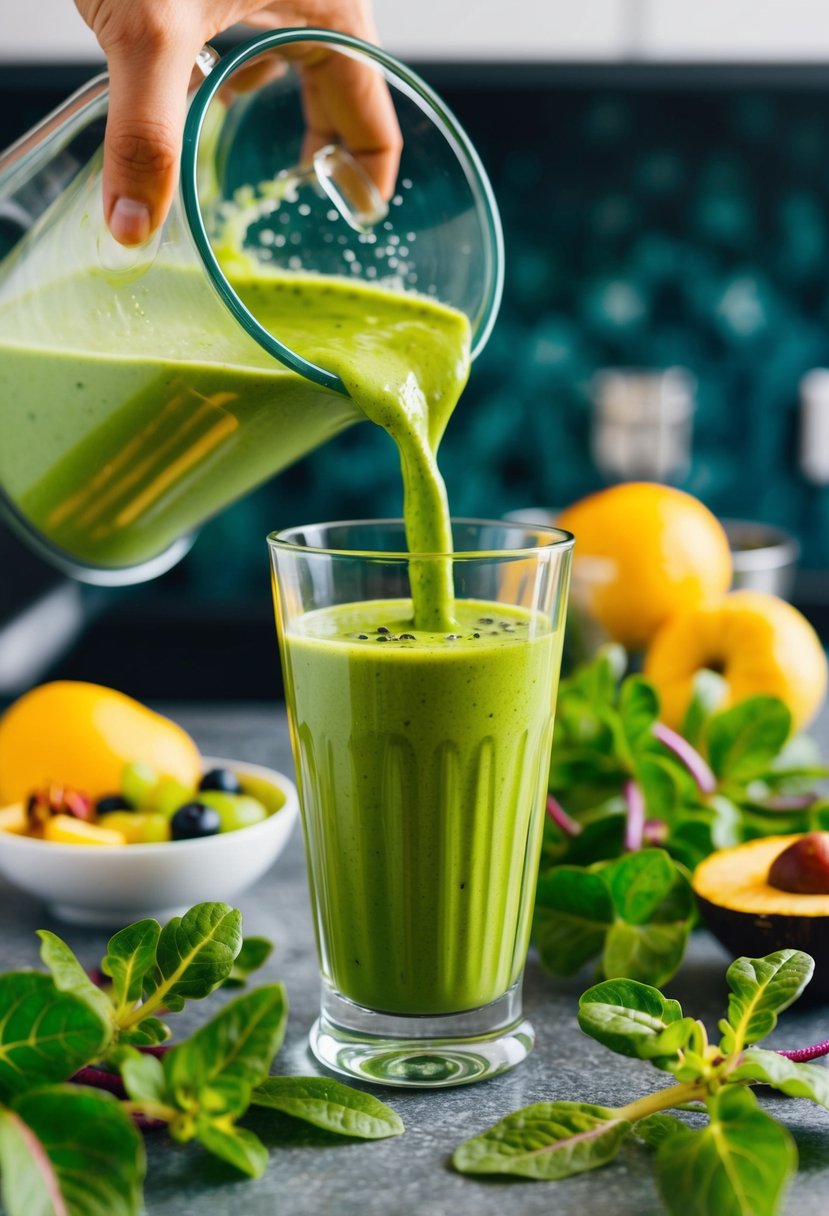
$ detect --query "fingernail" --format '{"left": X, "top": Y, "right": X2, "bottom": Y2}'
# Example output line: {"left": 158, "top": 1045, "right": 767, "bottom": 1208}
{"left": 110, "top": 198, "right": 152, "bottom": 246}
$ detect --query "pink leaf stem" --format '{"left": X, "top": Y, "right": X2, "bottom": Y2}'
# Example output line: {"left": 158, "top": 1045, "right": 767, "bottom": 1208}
{"left": 776, "top": 1039, "right": 829, "bottom": 1062}
{"left": 71, "top": 1066, "right": 126, "bottom": 1099}
{"left": 643, "top": 819, "right": 669, "bottom": 846}
{"left": 762, "top": 794, "right": 818, "bottom": 812}
{"left": 624, "top": 780, "right": 645, "bottom": 852}
{"left": 71, "top": 1065, "right": 167, "bottom": 1131}
{"left": 652, "top": 722, "right": 716, "bottom": 794}
{"left": 546, "top": 794, "right": 582, "bottom": 837}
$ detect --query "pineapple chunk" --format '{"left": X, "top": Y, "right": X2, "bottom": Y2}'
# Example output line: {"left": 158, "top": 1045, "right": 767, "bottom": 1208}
{"left": 0, "top": 803, "right": 27, "bottom": 834}
{"left": 43, "top": 814, "right": 127, "bottom": 846}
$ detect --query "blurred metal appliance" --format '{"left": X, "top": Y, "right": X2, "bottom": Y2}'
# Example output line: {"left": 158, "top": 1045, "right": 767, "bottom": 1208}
{"left": 722, "top": 518, "right": 800, "bottom": 600}
{"left": 590, "top": 367, "right": 696, "bottom": 484}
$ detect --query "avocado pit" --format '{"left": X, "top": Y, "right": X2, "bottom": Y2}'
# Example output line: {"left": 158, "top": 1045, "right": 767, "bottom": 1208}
{"left": 768, "top": 832, "right": 829, "bottom": 895}
{"left": 693, "top": 834, "right": 829, "bottom": 999}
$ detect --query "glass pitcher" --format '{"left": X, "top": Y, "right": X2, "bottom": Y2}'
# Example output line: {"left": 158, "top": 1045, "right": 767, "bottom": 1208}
{"left": 0, "top": 29, "right": 503, "bottom": 584}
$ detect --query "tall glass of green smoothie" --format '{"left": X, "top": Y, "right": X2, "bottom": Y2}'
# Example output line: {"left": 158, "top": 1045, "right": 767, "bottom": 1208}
{"left": 269, "top": 519, "right": 572, "bottom": 1087}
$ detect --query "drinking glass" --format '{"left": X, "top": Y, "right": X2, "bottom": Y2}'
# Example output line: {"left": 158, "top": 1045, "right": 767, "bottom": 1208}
{"left": 268, "top": 519, "right": 572, "bottom": 1086}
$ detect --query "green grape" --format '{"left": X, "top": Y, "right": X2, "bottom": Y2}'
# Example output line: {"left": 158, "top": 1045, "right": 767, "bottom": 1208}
{"left": 122, "top": 762, "right": 159, "bottom": 808}
{"left": 135, "top": 811, "right": 172, "bottom": 843}
{"left": 198, "top": 791, "right": 269, "bottom": 833}
{"left": 153, "top": 778, "right": 194, "bottom": 819}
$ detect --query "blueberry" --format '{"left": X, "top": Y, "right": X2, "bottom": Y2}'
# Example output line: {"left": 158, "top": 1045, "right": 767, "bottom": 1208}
{"left": 198, "top": 768, "right": 242, "bottom": 795}
{"left": 96, "top": 794, "right": 134, "bottom": 815}
{"left": 170, "top": 801, "right": 221, "bottom": 840}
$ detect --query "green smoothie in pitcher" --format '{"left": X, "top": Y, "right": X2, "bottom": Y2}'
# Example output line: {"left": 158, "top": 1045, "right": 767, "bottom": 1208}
{"left": 0, "top": 267, "right": 465, "bottom": 621}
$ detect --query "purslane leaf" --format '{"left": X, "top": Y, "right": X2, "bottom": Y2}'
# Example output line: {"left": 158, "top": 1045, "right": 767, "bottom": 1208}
{"left": 120, "top": 1017, "right": 169, "bottom": 1047}
{"left": 604, "top": 849, "right": 676, "bottom": 925}
{"left": 720, "top": 951, "right": 814, "bottom": 1053}
{"left": 619, "top": 677, "right": 660, "bottom": 749}
{"left": 0, "top": 1085, "right": 144, "bottom": 1216}
{"left": 680, "top": 668, "right": 728, "bottom": 749}
{"left": 221, "top": 937, "right": 274, "bottom": 990}
{"left": 451, "top": 1101, "right": 631, "bottom": 1180}
{"left": 577, "top": 978, "right": 693, "bottom": 1061}
{"left": 117, "top": 1048, "right": 169, "bottom": 1108}
{"left": 653, "top": 1086, "right": 796, "bottom": 1216}
{"left": 602, "top": 920, "right": 692, "bottom": 991}
{"left": 730, "top": 1048, "right": 829, "bottom": 1108}
{"left": 251, "top": 1077, "right": 403, "bottom": 1139}
{"left": 194, "top": 1118, "right": 268, "bottom": 1179}
{"left": 101, "top": 920, "right": 161, "bottom": 1016}
{"left": 164, "top": 983, "right": 287, "bottom": 1115}
{"left": 706, "top": 697, "right": 792, "bottom": 784}
{"left": 37, "top": 931, "right": 114, "bottom": 1030}
{"left": 635, "top": 1112, "right": 688, "bottom": 1148}
{"left": 142, "top": 903, "right": 242, "bottom": 1014}
{"left": 533, "top": 868, "right": 613, "bottom": 976}
{"left": 0, "top": 973, "right": 110, "bottom": 1102}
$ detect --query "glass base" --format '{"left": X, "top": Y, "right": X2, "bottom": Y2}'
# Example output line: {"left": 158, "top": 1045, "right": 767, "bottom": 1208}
{"left": 309, "top": 981, "right": 534, "bottom": 1088}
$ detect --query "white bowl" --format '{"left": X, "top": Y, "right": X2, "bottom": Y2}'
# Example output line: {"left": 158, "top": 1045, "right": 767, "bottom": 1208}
{"left": 0, "top": 756, "right": 299, "bottom": 927}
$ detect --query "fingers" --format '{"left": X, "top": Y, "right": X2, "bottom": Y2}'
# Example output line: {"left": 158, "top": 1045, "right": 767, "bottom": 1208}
{"left": 99, "top": 16, "right": 203, "bottom": 244}
{"left": 88, "top": 0, "right": 401, "bottom": 243}
{"left": 244, "top": 4, "right": 402, "bottom": 200}
{"left": 296, "top": 44, "right": 402, "bottom": 200}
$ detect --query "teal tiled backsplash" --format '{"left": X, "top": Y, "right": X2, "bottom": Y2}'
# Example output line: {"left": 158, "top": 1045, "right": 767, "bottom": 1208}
{"left": 179, "top": 82, "right": 829, "bottom": 597}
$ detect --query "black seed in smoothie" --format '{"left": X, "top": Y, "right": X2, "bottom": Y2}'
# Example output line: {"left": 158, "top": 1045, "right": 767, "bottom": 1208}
{"left": 472, "top": 632, "right": 480, "bottom": 639}
{"left": 400, "top": 633, "right": 416, "bottom": 640}
{"left": 376, "top": 626, "right": 390, "bottom": 634}
{"left": 460, "top": 882, "right": 466, "bottom": 890}
{"left": 376, "top": 636, "right": 389, "bottom": 643}
{"left": 445, "top": 634, "right": 461, "bottom": 641}
{"left": 357, "top": 634, "right": 369, "bottom": 640}
{"left": 478, "top": 617, "right": 494, "bottom": 625}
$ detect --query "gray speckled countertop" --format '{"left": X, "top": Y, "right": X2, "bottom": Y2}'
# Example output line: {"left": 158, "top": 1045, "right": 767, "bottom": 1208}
{"left": 2, "top": 704, "right": 828, "bottom": 1216}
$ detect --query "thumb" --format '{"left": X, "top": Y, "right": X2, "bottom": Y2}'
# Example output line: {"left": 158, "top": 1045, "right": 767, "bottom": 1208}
{"left": 102, "top": 32, "right": 201, "bottom": 245}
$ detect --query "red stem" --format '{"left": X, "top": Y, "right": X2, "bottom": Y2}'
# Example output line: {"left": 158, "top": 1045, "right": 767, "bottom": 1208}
{"left": 624, "top": 780, "right": 645, "bottom": 852}
{"left": 71, "top": 1057, "right": 169, "bottom": 1130}
{"left": 762, "top": 794, "right": 818, "bottom": 812}
{"left": 643, "top": 818, "right": 668, "bottom": 846}
{"left": 776, "top": 1039, "right": 829, "bottom": 1062}
{"left": 651, "top": 722, "right": 716, "bottom": 794}
{"left": 546, "top": 794, "right": 582, "bottom": 837}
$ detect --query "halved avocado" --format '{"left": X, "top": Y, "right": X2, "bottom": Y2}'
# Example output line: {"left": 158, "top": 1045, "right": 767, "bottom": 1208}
{"left": 693, "top": 835, "right": 829, "bottom": 998}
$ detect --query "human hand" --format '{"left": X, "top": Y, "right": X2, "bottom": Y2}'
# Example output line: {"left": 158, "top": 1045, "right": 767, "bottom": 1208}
{"left": 75, "top": 1, "right": 401, "bottom": 244}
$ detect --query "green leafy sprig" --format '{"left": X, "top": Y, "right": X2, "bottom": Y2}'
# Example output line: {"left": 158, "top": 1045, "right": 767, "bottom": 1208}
{"left": 0, "top": 903, "right": 402, "bottom": 1216}
{"left": 547, "top": 647, "right": 828, "bottom": 874}
{"left": 534, "top": 648, "right": 829, "bottom": 987}
{"left": 453, "top": 948, "right": 826, "bottom": 1216}
{"left": 534, "top": 847, "right": 696, "bottom": 987}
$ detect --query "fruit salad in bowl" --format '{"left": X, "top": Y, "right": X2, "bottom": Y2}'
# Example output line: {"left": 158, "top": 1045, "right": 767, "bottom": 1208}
{"left": 0, "top": 682, "right": 298, "bottom": 925}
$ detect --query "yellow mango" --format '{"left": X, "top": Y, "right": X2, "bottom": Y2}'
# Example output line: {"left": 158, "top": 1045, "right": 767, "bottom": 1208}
{"left": 43, "top": 814, "right": 127, "bottom": 846}
{"left": 0, "top": 681, "right": 201, "bottom": 804}
{"left": 0, "top": 804, "right": 27, "bottom": 834}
